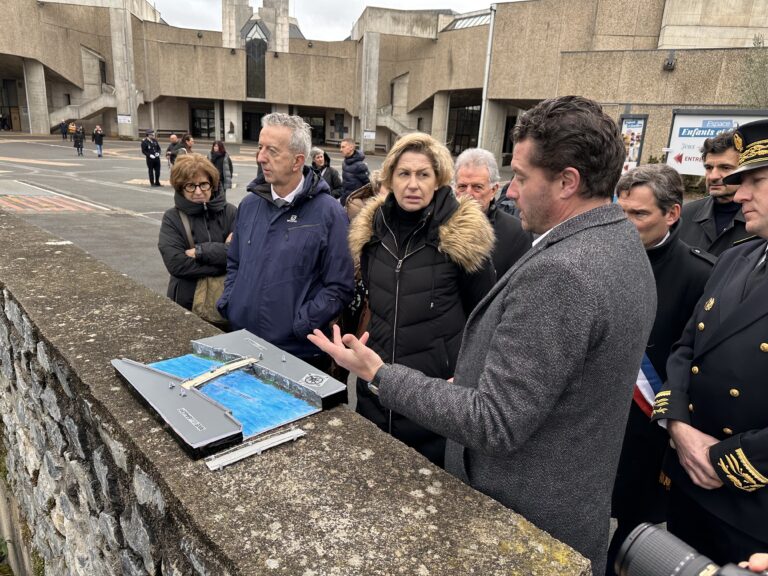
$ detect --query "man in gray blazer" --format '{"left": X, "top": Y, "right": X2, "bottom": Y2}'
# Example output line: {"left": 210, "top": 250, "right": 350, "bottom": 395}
{"left": 310, "top": 96, "right": 656, "bottom": 576}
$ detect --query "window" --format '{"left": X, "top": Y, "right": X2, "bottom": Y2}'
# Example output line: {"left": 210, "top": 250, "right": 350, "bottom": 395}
{"left": 302, "top": 115, "right": 325, "bottom": 144}
{"left": 191, "top": 107, "right": 215, "bottom": 139}
{"left": 246, "top": 38, "right": 267, "bottom": 98}
{"left": 447, "top": 105, "right": 481, "bottom": 155}
{"left": 443, "top": 13, "right": 491, "bottom": 31}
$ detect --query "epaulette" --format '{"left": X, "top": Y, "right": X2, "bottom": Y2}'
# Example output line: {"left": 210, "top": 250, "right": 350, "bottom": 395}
{"left": 689, "top": 246, "right": 717, "bottom": 266}
{"left": 733, "top": 235, "right": 761, "bottom": 246}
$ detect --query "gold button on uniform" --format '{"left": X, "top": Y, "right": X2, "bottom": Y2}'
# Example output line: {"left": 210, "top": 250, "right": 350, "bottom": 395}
{"left": 697, "top": 322, "right": 705, "bottom": 331}
{"left": 691, "top": 366, "right": 699, "bottom": 375}
{"left": 730, "top": 389, "right": 740, "bottom": 398}
{"left": 688, "top": 403, "right": 694, "bottom": 412}
{"left": 761, "top": 342, "right": 768, "bottom": 353}
{"left": 723, "top": 428, "right": 733, "bottom": 435}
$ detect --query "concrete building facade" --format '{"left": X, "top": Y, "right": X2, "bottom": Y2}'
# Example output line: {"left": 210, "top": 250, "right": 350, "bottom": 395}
{"left": 1, "top": 0, "right": 767, "bottom": 164}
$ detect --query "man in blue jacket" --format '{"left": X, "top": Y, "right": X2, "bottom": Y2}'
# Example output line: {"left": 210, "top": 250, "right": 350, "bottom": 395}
{"left": 218, "top": 113, "right": 354, "bottom": 371}
{"left": 340, "top": 138, "right": 370, "bottom": 206}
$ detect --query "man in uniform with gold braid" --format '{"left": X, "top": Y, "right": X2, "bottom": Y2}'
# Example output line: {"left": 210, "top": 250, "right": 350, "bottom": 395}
{"left": 651, "top": 118, "right": 768, "bottom": 565}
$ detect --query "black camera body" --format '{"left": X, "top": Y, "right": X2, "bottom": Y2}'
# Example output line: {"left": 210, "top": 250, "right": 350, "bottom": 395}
{"left": 616, "top": 523, "right": 757, "bottom": 576}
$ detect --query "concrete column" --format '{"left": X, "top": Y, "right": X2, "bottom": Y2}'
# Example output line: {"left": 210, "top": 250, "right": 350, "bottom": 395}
{"left": 109, "top": 6, "right": 139, "bottom": 139}
{"left": 431, "top": 92, "right": 450, "bottom": 145}
{"left": 214, "top": 102, "right": 223, "bottom": 141}
{"left": 224, "top": 100, "right": 243, "bottom": 144}
{"left": 22, "top": 59, "right": 49, "bottom": 135}
{"left": 262, "top": 0, "right": 289, "bottom": 53}
{"left": 271, "top": 103, "right": 289, "bottom": 114}
{"left": 222, "top": 0, "right": 251, "bottom": 49}
{"left": 359, "top": 31, "right": 380, "bottom": 155}
{"left": 16, "top": 76, "right": 30, "bottom": 133}
{"left": 478, "top": 99, "right": 506, "bottom": 164}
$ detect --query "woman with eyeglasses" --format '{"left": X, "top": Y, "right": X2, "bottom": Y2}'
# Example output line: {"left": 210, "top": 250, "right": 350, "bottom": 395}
{"left": 158, "top": 153, "right": 237, "bottom": 314}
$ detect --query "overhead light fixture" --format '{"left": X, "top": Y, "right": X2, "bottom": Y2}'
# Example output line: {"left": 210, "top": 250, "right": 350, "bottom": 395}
{"left": 662, "top": 49, "right": 676, "bottom": 71}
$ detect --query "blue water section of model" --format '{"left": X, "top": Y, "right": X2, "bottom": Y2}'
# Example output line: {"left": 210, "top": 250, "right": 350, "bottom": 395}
{"left": 150, "top": 355, "right": 317, "bottom": 438}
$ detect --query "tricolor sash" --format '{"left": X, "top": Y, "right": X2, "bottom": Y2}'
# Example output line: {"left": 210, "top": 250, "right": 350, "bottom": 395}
{"left": 633, "top": 354, "right": 663, "bottom": 418}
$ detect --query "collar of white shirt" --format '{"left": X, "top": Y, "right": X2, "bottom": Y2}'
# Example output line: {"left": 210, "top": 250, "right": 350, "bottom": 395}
{"left": 271, "top": 175, "right": 304, "bottom": 205}
{"left": 531, "top": 225, "right": 555, "bottom": 248}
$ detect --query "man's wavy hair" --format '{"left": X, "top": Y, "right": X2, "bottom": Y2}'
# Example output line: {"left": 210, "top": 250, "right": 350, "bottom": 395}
{"left": 513, "top": 96, "right": 625, "bottom": 199}
{"left": 700, "top": 130, "right": 735, "bottom": 162}
{"left": 261, "top": 113, "right": 311, "bottom": 159}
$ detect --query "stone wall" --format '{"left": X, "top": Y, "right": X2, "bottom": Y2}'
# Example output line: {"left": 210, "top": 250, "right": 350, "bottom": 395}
{"left": 0, "top": 211, "right": 591, "bottom": 576}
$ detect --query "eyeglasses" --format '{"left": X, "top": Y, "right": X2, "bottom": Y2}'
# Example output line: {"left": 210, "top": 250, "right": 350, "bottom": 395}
{"left": 183, "top": 182, "right": 212, "bottom": 193}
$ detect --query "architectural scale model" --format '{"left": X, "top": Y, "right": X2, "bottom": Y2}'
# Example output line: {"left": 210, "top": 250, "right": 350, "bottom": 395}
{"left": 112, "top": 329, "right": 346, "bottom": 458}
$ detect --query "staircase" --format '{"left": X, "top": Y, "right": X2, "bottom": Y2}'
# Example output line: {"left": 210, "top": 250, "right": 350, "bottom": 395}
{"left": 376, "top": 105, "right": 414, "bottom": 137}
{"left": 48, "top": 86, "right": 145, "bottom": 128}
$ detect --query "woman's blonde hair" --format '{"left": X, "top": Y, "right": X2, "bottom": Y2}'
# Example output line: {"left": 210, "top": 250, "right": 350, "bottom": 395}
{"left": 170, "top": 153, "right": 220, "bottom": 194}
{"left": 381, "top": 132, "right": 454, "bottom": 190}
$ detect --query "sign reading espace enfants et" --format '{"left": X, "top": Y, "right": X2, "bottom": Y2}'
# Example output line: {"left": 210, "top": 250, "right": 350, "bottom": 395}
{"left": 666, "top": 109, "right": 768, "bottom": 176}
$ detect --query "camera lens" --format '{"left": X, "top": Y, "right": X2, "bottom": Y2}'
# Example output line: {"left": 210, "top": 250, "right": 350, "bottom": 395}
{"left": 615, "top": 523, "right": 719, "bottom": 576}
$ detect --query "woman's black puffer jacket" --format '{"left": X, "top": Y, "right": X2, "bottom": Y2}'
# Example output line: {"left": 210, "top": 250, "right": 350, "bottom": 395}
{"left": 158, "top": 186, "right": 237, "bottom": 311}
{"left": 348, "top": 187, "right": 496, "bottom": 466}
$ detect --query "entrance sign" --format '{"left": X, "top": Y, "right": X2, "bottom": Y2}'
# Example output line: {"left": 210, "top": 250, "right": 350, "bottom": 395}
{"left": 666, "top": 109, "right": 768, "bottom": 176}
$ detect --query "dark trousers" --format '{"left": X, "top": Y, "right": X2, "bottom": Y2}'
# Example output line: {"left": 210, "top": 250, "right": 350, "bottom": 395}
{"left": 146, "top": 158, "right": 161, "bottom": 185}
{"left": 668, "top": 485, "right": 768, "bottom": 566}
{"left": 606, "top": 403, "right": 669, "bottom": 575}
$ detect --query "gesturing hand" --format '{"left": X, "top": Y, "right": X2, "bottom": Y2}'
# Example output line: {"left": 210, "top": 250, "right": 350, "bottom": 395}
{"left": 668, "top": 420, "right": 723, "bottom": 490}
{"left": 308, "top": 325, "right": 384, "bottom": 382}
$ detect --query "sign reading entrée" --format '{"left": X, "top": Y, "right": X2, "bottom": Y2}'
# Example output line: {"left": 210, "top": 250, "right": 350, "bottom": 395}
{"left": 666, "top": 109, "right": 768, "bottom": 176}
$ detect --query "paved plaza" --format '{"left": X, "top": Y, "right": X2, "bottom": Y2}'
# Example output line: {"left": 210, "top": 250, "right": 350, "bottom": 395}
{"left": 0, "top": 135, "right": 384, "bottom": 298}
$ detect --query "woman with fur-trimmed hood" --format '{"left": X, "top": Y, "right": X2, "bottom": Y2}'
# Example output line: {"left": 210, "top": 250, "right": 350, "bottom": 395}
{"left": 348, "top": 133, "right": 496, "bottom": 467}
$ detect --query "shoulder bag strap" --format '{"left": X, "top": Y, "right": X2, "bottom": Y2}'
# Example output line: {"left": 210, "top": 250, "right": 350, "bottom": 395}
{"left": 177, "top": 209, "right": 195, "bottom": 250}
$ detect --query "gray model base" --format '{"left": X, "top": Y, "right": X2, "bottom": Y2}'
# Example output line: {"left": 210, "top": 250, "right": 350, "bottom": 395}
{"left": 111, "top": 358, "right": 243, "bottom": 451}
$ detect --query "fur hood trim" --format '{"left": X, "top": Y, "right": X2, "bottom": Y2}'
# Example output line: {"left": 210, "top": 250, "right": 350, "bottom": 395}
{"left": 348, "top": 192, "right": 495, "bottom": 273}
{"left": 439, "top": 195, "right": 495, "bottom": 273}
